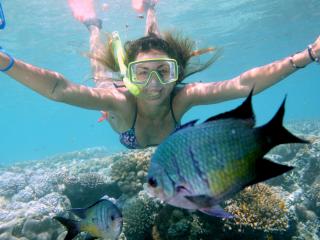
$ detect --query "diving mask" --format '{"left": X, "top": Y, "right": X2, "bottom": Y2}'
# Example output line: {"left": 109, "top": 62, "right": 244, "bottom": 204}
{"left": 128, "top": 58, "right": 179, "bottom": 87}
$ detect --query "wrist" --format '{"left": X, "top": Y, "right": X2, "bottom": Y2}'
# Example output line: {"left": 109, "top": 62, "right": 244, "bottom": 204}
{"left": 83, "top": 18, "right": 102, "bottom": 31}
{"left": 288, "top": 49, "right": 310, "bottom": 70}
{"left": 0, "top": 47, "right": 15, "bottom": 72}
{"left": 307, "top": 44, "right": 319, "bottom": 62}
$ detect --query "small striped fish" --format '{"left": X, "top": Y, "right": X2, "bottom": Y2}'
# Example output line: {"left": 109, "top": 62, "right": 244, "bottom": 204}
{"left": 54, "top": 196, "right": 123, "bottom": 240}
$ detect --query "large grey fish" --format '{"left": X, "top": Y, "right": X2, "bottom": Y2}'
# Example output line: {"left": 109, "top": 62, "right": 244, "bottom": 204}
{"left": 146, "top": 90, "right": 308, "bottom": 218}
{"left": 54, "top": 196, "right": 123, "bottom": 240}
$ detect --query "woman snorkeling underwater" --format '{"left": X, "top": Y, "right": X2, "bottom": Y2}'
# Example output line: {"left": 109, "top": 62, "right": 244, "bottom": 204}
{"left": 0, "top": 0, "right": 319, "bottom": 149}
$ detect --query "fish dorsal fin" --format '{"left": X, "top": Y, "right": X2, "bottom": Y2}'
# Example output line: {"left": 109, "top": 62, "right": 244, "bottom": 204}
{"left": 204, "top": 88, "right": 255, "bottom": 127}
{"left": 69, "top": 208, "right": 87, "bottom": 219}
{"left": 69, "top": 199, "right": 106, "bottom": 219}
{"left": 246, "top": 157, "right": 294, "bottom": 187}
{"left": 172, "top": 119, "right": 199, "bottom": 134}
{"left": 86, "top": 198, "right": 106, "bottom": 209}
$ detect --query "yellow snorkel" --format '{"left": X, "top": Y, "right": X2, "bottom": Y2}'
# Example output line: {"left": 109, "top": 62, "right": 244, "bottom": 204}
{"left": 111, "top": 32, "right": 141, "bottom": 96}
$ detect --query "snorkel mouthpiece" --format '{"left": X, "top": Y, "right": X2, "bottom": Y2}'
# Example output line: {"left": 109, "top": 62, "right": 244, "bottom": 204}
{"left": 111, "top": 32, "right": 141, "bottom": 96}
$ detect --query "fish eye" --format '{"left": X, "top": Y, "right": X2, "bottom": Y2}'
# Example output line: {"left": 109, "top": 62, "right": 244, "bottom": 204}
{"left": 148, "top": 177, "right": 158, "bottom": 188}
{"left": 111, "top": 215, "right": 115, "bottom": 221}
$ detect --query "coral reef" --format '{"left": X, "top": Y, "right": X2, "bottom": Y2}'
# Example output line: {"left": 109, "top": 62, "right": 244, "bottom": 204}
{"left": 0, "top": 147, "right": 118, "bottom": 239}
{"left": 0, "top": 192, "right": 70, "bottom": 240}
{"left": 0, "top": 120, "right": 320, "bottom": 239}
{"left": 0, "top": 147, "right": 157, "bottom": 239}
{"left": 150, "top": 184, "right": 293, "bottom": 240}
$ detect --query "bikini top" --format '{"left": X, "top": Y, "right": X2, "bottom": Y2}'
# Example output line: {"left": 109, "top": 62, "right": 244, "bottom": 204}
{"left": 119, "top": 99, "right": 180, "bottom": 149}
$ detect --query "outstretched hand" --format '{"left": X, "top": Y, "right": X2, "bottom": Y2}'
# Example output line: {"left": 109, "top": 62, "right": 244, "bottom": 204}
{"left": 132, "top": 0, "right": 159, "bottom": 13}
{"left": 68, "top": 0, "right": 96, "bottom": 22}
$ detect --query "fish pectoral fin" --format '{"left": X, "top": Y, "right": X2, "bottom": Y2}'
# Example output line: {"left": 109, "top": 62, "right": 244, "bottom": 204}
{"left": 184, "top": 194, "right": 215, "bottom": 208}
{"left": 199, "top": 205, "right": 234, "bottom": 219}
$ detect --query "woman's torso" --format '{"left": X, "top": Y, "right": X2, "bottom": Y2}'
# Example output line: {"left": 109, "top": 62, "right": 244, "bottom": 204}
{"left": 107, "top": 87, "right": 188, "bottom": 148}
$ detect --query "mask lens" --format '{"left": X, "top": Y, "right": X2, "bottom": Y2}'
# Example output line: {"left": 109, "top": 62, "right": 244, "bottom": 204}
{"left": 133, "top": 64, "right": 150, "bottom": 83}
{"left": 129, "top": 59, "right": 178, "bottom": 85}
{"left": 157, "top": 62, "right": 172, "bottom": 81}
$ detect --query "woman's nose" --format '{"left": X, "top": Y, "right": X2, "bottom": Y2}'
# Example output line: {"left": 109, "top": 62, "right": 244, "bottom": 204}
{"left": 147, "top": 71, "right": 161, "bottom": 86}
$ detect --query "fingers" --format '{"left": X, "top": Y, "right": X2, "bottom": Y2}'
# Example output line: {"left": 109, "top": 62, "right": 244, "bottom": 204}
{"left": 132, "top": 0, "right": 145, "bottom": 13}
{"left": 68, "top": 0, "right": 96, "bottom": 22}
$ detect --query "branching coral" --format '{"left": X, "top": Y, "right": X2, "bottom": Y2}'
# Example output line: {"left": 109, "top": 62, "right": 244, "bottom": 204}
{"left": 224, "top": 183, "right": 289, "bottom": 232}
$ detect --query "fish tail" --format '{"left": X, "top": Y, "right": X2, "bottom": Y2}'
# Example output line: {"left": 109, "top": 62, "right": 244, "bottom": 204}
{"left": 53, "top": 216, "right": 80, "bottom": 240}
{"left": 247, "top": 158, "right": 294, "bottom": 186}
{"left": 259, "top": 96, "right": 309, "bottom": 148}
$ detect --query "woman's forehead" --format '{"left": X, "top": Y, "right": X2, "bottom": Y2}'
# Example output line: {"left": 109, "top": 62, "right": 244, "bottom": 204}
{"left": 135, "top": 50, "right": 168, "bottom": 61}
{"left": 135, "top": 61, "right": 169, "bottom": 69}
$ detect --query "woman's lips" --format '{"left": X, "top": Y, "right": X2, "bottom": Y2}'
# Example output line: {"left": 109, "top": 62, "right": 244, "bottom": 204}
{"left": 147, "top": 88, "right": 162, "bottom": 97}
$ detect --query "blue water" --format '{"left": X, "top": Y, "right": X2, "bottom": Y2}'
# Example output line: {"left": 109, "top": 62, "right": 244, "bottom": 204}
{"left": 0, "top": 0, "right": 319, "bottom": 164}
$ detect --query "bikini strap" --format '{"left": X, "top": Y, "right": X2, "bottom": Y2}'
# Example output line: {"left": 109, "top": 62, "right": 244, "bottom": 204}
{"left": 170, "top": 94, "right": 179, "bottom": 125}
{"left": 131, "top": 104, "right": 138, "bottom": 129}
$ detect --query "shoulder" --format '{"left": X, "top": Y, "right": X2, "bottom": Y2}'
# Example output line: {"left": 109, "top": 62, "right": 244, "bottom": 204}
{"left": 170, "top": 83, "right": 195, "bottom": 121}
{"left": 172, "top": 79, "right": 245, "bottom": 115}
{"left": 107, "top": 87, "right": 138, "bottom": 133}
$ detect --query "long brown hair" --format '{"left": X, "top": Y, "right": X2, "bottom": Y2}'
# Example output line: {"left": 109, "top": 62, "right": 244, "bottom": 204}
{"left": 90, "top": 31, "right": 221, "bottom": 83}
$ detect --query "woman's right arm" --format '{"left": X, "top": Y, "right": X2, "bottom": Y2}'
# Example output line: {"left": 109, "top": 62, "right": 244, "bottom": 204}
{"left": 144, "top": 2, "right": 160, "bottom": 36}
{"left": 87, "top": 24, "right": 114, "bottom": 88}
{"left": 0, "top": 51, "right": 127, "bottom": 111}
{"left": 68, "top": 0, "right": 113, "bottom": 88}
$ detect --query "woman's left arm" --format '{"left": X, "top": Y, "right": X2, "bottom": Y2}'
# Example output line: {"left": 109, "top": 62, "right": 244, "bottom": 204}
{"left": 183, "top": 36, "right": 320, "bottom": 107}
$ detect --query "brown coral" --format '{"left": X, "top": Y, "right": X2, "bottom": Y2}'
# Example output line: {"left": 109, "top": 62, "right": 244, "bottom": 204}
{"left": 110, "top": 148, "right": 155, "bottom": 196}
{"left": 224, "top": 183, "right": 289, "bottom": 232}
{"left": 122, "top": 192, "right": 162, "bottom": 240}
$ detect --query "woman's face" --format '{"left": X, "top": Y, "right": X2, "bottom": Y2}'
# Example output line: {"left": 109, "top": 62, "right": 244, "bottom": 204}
{"left": 133, "top": 50, "right": 176, "bottom": 103}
